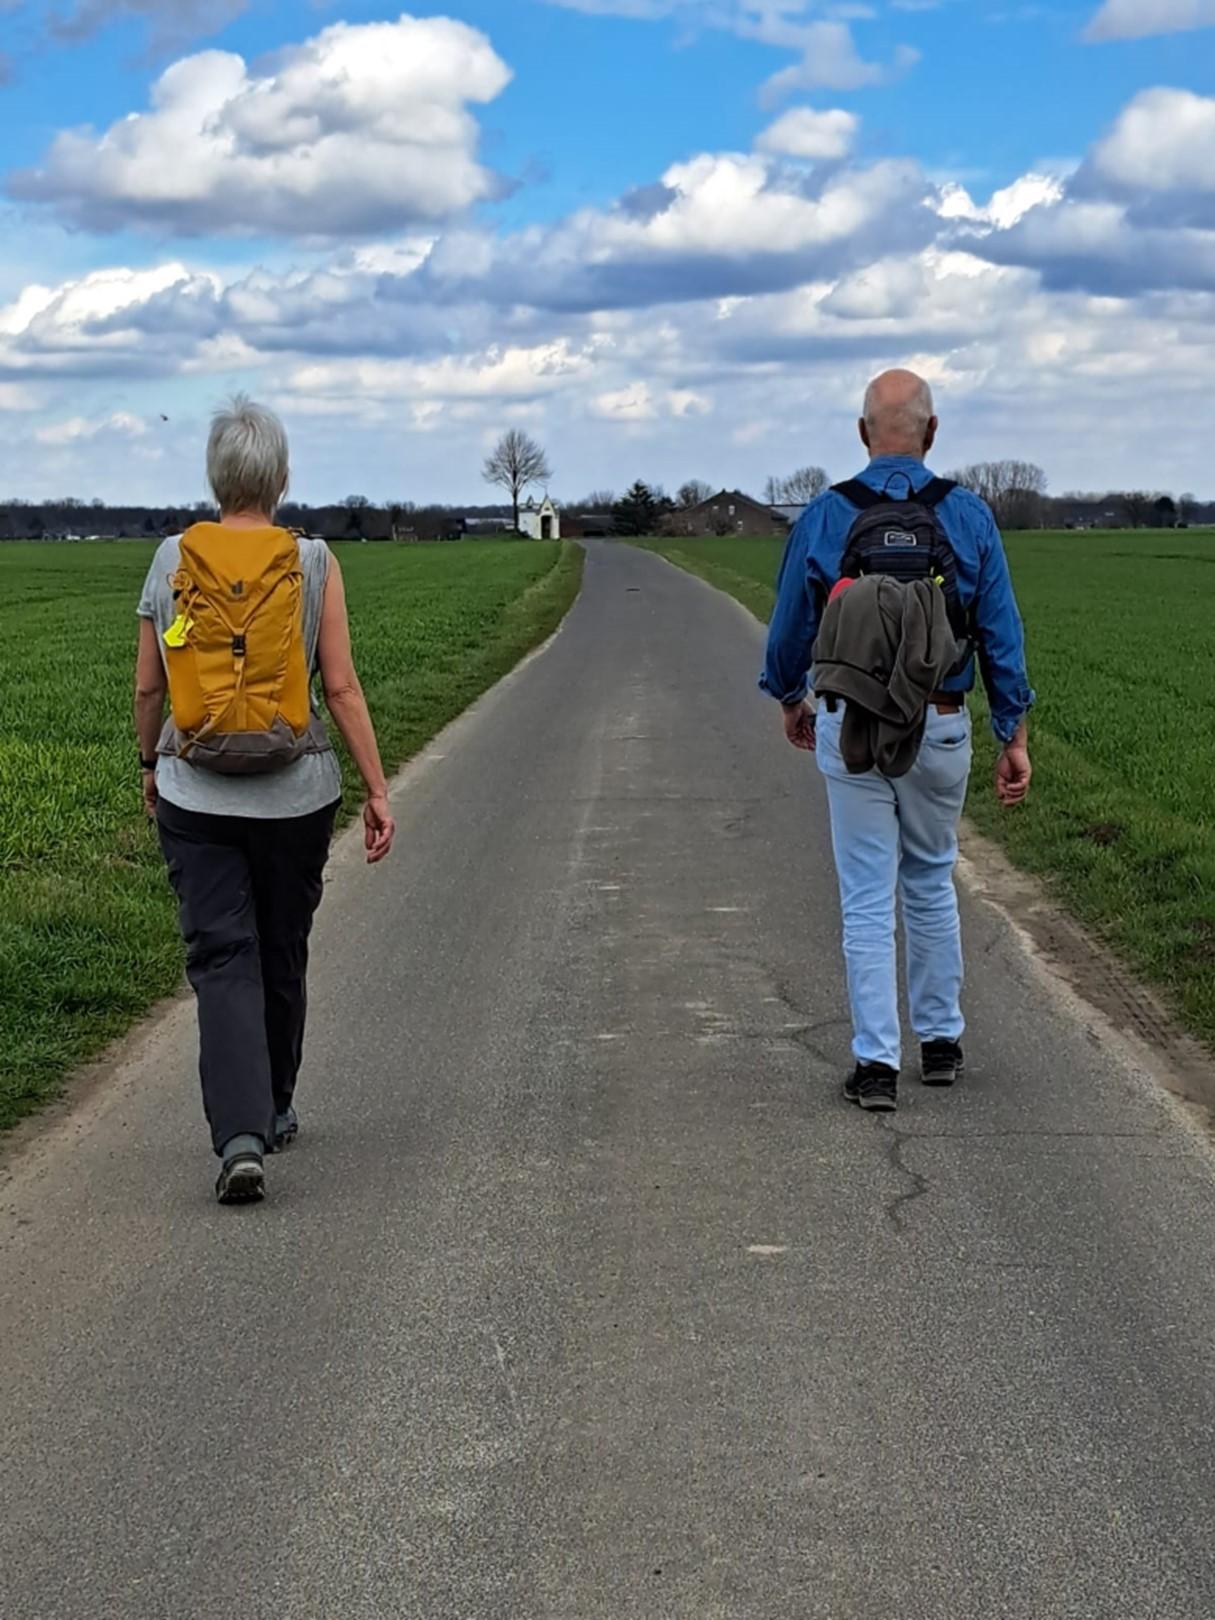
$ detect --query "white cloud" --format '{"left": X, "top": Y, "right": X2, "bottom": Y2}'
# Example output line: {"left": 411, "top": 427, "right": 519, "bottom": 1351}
{"left": 10, "top": 14, "right": 512, "bottom": 237}
{"left": 407, "top": 152, "right": 940, "bottom": 315}
{"left": 1084, "top": 0, "right": 1215, "bottom": 41}
{"left": 938, "top": 173, "right": 1065, "bottom": 229}
{"left": 0, "top": 262, "right": 213, "bottom": 376}
{"left": 756, "top": 106, "right": 859, "bottom": 160}
{"left": 542, "top": 1, "right": 917, "bottom": 100}
{"left": 760, "top": 29, "right": 918, "bottom": 102}
{"left": 604, "top": 151, "right": 917, "bottom": 256}
{"left": 0, "top": 262, "right": 205, "bottom": 336}
{"left": 969, "top": 88, "right": 1215, "bottom": 295}
{"left": 285, "top": 340, "right": 604, "bottom": 406}
{"left": 1089, "top": 88, "right": 1215, "bottom": 199}
{"left": 589, "top": 382, "right": 711, "bottom": 420}
{"left": 5, "top": 230, "right": 1215, "bottom": 501}
{"left": 591, "top": 382, "right": 660, "bottom": 420}
{"left": 977, "top": 197, "right": 1215, "bottom": 297}
{"left": 4, "top": 77, "right": 1215, "bottom": 501}
{"left": 35, "top": 410, "right": 148, "bottom": 444}
{"left": 668, "top": 388, "right": 711, "bottom": 416}
{"left": 983, "top": 173, "right": 1066, "bottom": 229}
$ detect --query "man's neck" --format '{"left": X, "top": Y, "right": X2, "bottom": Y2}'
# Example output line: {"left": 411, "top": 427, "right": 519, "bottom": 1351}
{"left": 867, "top": 449, "right": 925, "bottom": 463}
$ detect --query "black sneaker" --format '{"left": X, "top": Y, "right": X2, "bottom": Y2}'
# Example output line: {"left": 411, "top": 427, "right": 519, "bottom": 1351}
{"left": 921, "top": 1040, "right": 964, "bottom": 1088}
{"left": 269, "top": 1107, "right": 299, "bottom": 1154}
{"left": 215, "top": 1154, "right": 265, "bottom": 1205}
{"left": 843, "top": 1062, "right": 898, "bottom": 1112}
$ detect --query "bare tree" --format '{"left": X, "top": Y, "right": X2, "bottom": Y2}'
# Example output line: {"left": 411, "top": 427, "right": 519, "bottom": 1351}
{"left": 784, "top": 466, "right": 829, "bottom": 504}
{"left": 947, "top": 460, "right": 1047, "bottom": 530}
{"left": 766, "top": 466, "right": 829, "bottom": 505}
{"left": 575, "top": 489, "right": 617, "bottom": 511}
{"left": 1117, "top": 490, "right": 1159, "bottom": 529}
{"left": 677, "top": 479, "right": 714, "bottom": 509}
{"left": 483, "top": 430, "right": 553, "bottom": 534}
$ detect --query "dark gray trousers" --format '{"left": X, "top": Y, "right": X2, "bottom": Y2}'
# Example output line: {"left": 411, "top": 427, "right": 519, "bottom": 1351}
{"left": 156, "top": 797, "right": 339, "bottom": 1156}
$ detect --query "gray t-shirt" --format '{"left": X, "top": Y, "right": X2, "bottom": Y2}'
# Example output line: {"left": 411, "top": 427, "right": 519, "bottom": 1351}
{"left": 138, "top": 533, "right": 342, "bottom": 819}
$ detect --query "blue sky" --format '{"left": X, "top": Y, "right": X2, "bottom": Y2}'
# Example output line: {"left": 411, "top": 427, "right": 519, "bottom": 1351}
{"left": 0, "top": 0, "right": 1213, "bottom": 503}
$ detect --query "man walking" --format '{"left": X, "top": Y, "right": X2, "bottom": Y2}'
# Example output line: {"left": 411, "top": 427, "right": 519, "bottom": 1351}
{"left": 762, "top": 370, "right": 1033, "bottom": 1112}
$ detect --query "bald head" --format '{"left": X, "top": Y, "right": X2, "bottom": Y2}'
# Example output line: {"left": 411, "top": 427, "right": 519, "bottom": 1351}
{"left": 860, "top": 369, "right": 937, "bottom": 459}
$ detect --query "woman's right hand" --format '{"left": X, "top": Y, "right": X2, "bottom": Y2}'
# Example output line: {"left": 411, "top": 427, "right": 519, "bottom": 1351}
{"left": 363, "top": 794, "right": 396, "bottom": 864}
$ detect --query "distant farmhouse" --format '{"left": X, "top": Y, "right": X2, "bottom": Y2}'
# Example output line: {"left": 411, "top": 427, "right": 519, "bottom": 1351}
{"left": 518, "top": 497, "right": 623, "bottom": 539}
{"left": 460, "top": 499, "right": 617, "bottom": 539}
{"left": 559, "top": 511, "right": 617, "bottom": 538}
{"left": 461, "top": 514, "right": 514, "bottom": 536}
{"left": 670, "top": 489, "right": 801, "bottom": 537}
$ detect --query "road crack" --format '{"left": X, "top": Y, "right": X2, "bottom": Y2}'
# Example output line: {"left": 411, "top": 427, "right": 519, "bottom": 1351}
{"left": 879, "top": 1121, "right": 933, "bottom": 1233}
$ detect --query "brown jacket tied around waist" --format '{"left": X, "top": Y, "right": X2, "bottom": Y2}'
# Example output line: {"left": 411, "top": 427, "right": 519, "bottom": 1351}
{"left": 812, "top": 575, "right": 961, "bottom": 779}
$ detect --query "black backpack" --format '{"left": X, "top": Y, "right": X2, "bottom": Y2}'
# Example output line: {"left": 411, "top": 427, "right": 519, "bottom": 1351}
{"left": 830, "top": 477, "right": 973, "bottom": 674}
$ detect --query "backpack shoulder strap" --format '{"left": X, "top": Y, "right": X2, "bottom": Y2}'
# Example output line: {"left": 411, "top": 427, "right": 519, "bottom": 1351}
{"left": 831, "top": 480, "right": 886, "bottom": 511}
{"left": 914, "top": 477, "right": 957, "bottom": 510}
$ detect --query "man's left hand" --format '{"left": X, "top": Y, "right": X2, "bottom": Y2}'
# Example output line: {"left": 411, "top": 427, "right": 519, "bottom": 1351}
{"left": 142, "top": 768, "right": 158, "bottom": 819}
{"left": 782, "top": 700, "right": 817, "bottom": 753}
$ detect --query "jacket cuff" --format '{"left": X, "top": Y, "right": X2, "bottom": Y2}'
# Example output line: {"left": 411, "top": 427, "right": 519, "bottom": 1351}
{"left": 759, "top": 673, "right": 809, "bottom": 706}
{"left": 992, "top": 686, "right": 1036, "bottom": 743}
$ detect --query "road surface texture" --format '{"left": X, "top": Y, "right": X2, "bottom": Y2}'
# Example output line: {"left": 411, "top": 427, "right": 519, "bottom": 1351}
{"left": 4, "top": 541, "right": 1215, "bottom": 1619}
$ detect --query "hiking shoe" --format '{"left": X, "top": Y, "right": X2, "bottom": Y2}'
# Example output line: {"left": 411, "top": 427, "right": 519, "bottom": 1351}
{"left": 843, "top": 1062, "right": 898, "bottom": 1112}
{"left": 215, "top": 1154, "right": 265, "bottom": 1205}
{"left": 269, "top": 1107, "right": 299, "bottom": 1154}
{"left": 921, "top": 1040, "right": 964, "bottom": 1088}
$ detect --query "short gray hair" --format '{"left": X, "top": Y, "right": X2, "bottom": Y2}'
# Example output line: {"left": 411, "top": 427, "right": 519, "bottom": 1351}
{"left": 206, "top": 394, "right": 290, "bottom": 516}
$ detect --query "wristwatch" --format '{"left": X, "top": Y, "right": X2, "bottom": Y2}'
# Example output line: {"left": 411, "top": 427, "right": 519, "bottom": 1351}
{"left": 140, "top": 755, "right": 158, "bottom": 771}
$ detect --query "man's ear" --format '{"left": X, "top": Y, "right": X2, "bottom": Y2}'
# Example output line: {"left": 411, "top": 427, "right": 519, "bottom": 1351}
{"left": 859, "top": 417, "right": 870, "bottom": 451}
{"left": 923, "top": 416, "right": 938, "bottom": 456}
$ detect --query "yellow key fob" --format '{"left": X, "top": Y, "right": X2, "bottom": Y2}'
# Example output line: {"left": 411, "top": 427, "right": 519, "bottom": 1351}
{"left": 164, "top": 614, "right": 192, "bottom": 649}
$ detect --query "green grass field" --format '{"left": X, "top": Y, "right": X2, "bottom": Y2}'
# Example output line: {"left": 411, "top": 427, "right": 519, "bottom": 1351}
{"left": 0, "top": 539, "right": 583, "bottom": 1131}
{"left": 640, "top": 530, "right": 1215, "bottom": 1049}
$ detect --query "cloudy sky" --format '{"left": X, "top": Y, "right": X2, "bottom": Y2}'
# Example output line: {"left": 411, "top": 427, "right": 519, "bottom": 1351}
{"left": 0, "top": 0, "right": 1211, "bottom": 504}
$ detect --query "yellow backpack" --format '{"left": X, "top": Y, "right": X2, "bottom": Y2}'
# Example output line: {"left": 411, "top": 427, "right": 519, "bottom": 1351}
{"left": 163, "top": 523, "right": 316, "bottom": 774}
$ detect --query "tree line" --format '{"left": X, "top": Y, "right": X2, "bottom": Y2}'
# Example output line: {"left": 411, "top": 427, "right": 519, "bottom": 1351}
{"left": 942, "top": 463, "right": 1207, "bottom": 530}
{"left": 0, "top": 496, "right": 519, "bottom": 543}
{"left": 3, "top": 429, "right": 1211, "bottom": 542}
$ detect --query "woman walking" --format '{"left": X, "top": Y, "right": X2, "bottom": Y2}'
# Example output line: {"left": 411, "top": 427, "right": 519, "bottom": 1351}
{"left": 135, "top": 396, "right": 395, "bottom": 1204}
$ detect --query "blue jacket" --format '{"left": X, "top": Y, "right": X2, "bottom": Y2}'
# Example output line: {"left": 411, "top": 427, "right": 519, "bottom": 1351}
{"left": 760, "top": 455, "right": 1034, "bottom": 742}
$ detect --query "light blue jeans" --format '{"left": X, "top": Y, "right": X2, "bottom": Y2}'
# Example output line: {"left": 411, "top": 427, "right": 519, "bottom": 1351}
{"left": 815, "top": 702, "right": 973, "bottom": 1071}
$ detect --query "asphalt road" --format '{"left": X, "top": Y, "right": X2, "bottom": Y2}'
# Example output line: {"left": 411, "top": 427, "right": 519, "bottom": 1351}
{"left": 4, "top": 540, "right": 1215, "bottom": 1619}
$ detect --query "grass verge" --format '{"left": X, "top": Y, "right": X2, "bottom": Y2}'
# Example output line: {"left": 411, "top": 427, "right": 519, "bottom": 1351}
{"left": 635, "top": 530, "right": 1215, "bottom": 1050}
{"left": 0, "top": 539, "right": 584, "bottom": 1131}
